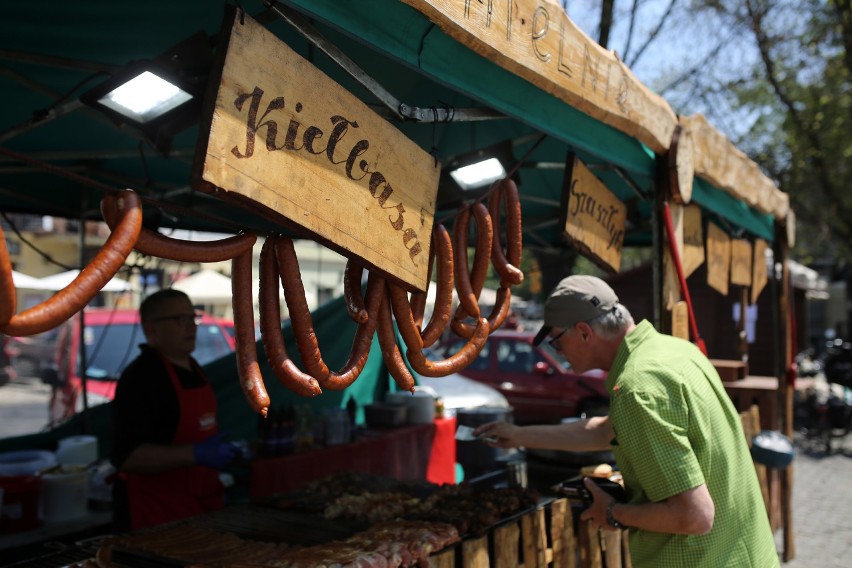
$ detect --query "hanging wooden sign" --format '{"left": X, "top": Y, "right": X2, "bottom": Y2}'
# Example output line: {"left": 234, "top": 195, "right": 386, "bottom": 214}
{"left": 682, "top": 204, "right": 704, "bottom": 278}
{"left": 730, "top": 238, "right": 752, "bottom": 287}
{"left": 706, "top": 222, "right": 731, "bottom": 295}
{"left": 672, "top": 301, "right": 689, "bottom": 341}
{"left": 560, "top": 154, "right": 626, "bottom": 273}
{"left": 751, "top": 239, "right": 769, "bottom": 304}
{"left": 193, "top": 9, "right": 439, "bottom": 291}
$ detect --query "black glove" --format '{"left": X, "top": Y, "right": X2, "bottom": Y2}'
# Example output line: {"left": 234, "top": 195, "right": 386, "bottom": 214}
{"left": 193, "top": 433, "right": 240, "bottom": 470}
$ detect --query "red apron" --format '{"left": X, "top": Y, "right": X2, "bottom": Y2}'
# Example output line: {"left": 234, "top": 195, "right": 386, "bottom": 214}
{"left": 123, "top": 355, "right": 223, "bottom": 530}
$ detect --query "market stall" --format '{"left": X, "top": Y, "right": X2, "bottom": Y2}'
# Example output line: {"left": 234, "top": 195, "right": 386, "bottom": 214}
{"left": 0, "top": 0, "right": 799, "bottom": 565}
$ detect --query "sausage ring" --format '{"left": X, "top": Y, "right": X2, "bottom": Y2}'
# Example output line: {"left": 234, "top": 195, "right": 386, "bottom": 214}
{"left": 101, "top": 191, "right": 257, "bottom": 263}
{"left": 488, "top": 178, "right": 524, "bottom": 286}
{"left": 232, "top": 247, "right": 271, "bottom": 416}
{"left": 0, "top": 191, "right": 142, "bottom": 336}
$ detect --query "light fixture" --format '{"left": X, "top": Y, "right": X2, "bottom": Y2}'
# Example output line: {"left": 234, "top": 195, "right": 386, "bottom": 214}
{"left": 79, "top": 32, "right": 212, "bottom": 156}
{"left": 449, "top": 157, "right": 507, "bottom": 191}
{"left": 95, "top": 71, "right": 193, "bottom": 124}
{"left": 440, "top": 140, "right": 516, "bottom": 207}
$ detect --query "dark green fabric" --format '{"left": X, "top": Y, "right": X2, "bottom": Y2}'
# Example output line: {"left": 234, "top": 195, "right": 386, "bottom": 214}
{"left": 691, "top": 177, "right": 775, "bottom": 241}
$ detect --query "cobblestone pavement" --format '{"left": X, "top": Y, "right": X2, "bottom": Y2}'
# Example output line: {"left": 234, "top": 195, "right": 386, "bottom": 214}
{"left": 774, "top": 430, "right": 851, "bottom": 566}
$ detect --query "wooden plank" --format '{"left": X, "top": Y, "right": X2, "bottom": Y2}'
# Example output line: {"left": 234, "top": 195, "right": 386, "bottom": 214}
{"left": 680, "top": 114, "right": 789, "bottom": 220}
{"left": 461, "top": 535, "right": 490, "bottom": 568}
{"left": 561, "top": 155, "right": 626, "bottom": 273}
{"left": 603, "top": 530, "right": 622, "bottom": 568}
{"left": 751, "top": 239, "right": 768, "bottom": 304}
{"left": 494, "top": 521, "right": 520, "bottom": 568}
{"left": 706, "top": 222, "right": 730, "bottom": 295}
{"left": 194, "top": 10, "right": 438, "bottom": 291}
{"left": 671, "top": 301, "right": 689, "bottom": 341}
{"left": 663, "top": 202, "right": 683, "bottom": 310}
{"left": 578, "top": 520, "right": 602, "bottom": 568}
{"left": 428, "top": 548, "right": 456, "bottom": 568}
{"left": 520, "top": 508, "right": 547, "bottom": 568}
{"left": 401, "top": 0, "right": 677, "bottom": 153}
{"left": 550, "top": 499, "right": 577, "bottom": 568}
{"left": 682, "top": 204, "right": 705, "bottom": 278}
{"left": 730, "top": 238, "right": 752, "bottom": 286}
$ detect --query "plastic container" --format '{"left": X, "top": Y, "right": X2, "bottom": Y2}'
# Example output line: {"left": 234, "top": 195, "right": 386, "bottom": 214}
{"left": 0, "top": 475, "right": 43, "bottom": 532}
{"left": 41, "top": 469, "right": 89, "bottom": 523}
{"left": 55, "top": 435, "right": 98, "bottom": 467}
{"left": 365, "top": 403, "right": 408, "bottom": 428}
{"left": 0, "top": 449, "right": 56, "bottom": 476}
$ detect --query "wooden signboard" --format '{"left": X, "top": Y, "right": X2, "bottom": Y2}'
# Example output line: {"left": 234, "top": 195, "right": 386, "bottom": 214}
{"left": 731, "top": 238, "right": 753, "bottom": 287}
{"left": 663, "top": 204, "right": 703, "bottom": 310}
{"left": 682, "top": 204, "right": 704, "bottom": 278}
{"left": 663, "top": 203, "right": 684, "bottom": 310}
{"left": 401, "top": 0, "right": 677, "bottom": 153}
{"left": 672, "top": 301, "right": 689, "bottom": 341}
{"left": 560, "top": 155, "right": 626, "bottom": 273}
{"left": 706, "top": 222, "right": 731, "bottom": 295}
{"left": 751, "top": 239, "right": 769, "bottom": 304}
{"left": 193, "top": 10, "right": 439, "bottom": 291}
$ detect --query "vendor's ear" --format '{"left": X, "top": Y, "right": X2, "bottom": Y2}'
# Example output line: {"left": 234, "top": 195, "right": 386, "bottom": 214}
{"left": 576, "top": 321, "right": 592, "bottom": 340}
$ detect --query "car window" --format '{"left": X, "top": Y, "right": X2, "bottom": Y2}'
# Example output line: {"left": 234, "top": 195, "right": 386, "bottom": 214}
{"left": 81, "top": 322, "right": 233, "bottom": 379}
{"left": 496, "top": 340, "right": 535, "bottom": 373}
{"left": 193, "top": 324, "right": 234, "bottom": 365}
{"left": 442, "top": 338, "right": 490, "bottom": 371}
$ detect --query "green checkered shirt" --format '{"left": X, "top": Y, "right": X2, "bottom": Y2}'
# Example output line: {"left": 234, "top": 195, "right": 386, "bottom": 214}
{"left": 606, "top": 321, "right": 778, "bottom": 567}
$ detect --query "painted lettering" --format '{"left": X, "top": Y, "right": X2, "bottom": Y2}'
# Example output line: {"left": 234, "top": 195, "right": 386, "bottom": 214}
{"left": 231, "top": 87, "right": 422, "bottom": 263}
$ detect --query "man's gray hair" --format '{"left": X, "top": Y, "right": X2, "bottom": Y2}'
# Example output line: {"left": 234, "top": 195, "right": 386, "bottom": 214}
{"left": 589, "top": 303, "right": 634, "bottom": 340}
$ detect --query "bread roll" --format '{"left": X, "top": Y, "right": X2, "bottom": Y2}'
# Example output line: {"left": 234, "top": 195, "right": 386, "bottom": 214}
{"left": 580, "top": 463, "right": 613, "bottom": 477}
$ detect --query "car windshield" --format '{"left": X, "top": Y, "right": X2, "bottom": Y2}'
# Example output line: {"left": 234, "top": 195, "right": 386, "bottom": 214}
{"left": 80, "top": 323, "right": 233, "bottom": 379}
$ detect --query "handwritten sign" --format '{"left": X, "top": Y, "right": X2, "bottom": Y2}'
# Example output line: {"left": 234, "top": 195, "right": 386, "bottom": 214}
{"left": 751, "top": 239, "right": 768, "bottom": 304}
{"left": 730, "top": 238, "right": 752, "bottom": 287}
{"left": 706, "top": 222, "right": 731, "bottom": 295}
{"left": 193, "top": 10, "right": 439, "bottom": 291}
{"left": 401, "top": 0, "right": 676, "bottom": 153}
{"left": 560, "top": 155, "right": 626, "bottom": 273}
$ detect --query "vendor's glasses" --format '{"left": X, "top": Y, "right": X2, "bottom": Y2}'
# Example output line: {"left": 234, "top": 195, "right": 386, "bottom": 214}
{"left": 548, "top": 328, "right": 570, "bottom": 350}
{"left": 152, "top": 314, "right": 202, "bottom": 326}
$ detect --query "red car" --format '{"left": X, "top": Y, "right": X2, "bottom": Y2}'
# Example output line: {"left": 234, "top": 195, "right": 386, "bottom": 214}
{"left": 45, "top": 308, "right": 236, "bottom": 425}
{"left": 437, "top": 330, "right": 609, "bottom": 424}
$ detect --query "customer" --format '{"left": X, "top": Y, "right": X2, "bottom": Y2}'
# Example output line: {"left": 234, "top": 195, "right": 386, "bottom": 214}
{"left": 111, "top": 289, "right": 239, "bottom": 531}
{"left": 475, "top": 275, "right": 778, "bottom": 567}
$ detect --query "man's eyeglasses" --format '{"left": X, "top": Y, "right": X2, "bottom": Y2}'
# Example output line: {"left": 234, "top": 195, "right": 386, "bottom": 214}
{"left": 548, "top": 328, "right": 570, "bottom": 350}
{"left": 152, "top": 314, "right": 202, "bottom": 326}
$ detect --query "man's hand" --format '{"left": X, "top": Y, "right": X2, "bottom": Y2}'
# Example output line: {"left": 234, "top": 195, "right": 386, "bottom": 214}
{"left": 193, "top": 433, "right": 240, "bottom": 470}
{"left": 473, "top": 421, "right": 522, "bottom": 448}
{"left": 579, "top": 477, "right": 616, "bottom": 530}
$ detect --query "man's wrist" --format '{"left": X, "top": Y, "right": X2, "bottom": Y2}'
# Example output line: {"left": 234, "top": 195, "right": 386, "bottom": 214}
{"left": 606, "top": 501, "right": 628, "bottom": 529}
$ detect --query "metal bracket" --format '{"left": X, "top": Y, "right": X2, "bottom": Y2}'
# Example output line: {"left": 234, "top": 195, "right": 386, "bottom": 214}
{"left": 264, "top": 1, "right": 505, "bottom": 124}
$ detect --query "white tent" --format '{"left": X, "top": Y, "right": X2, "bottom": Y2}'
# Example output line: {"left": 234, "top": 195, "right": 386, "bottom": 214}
{"left": 36, "top": 270, "right": 132, "bottom": 292}
{"left": 172, "top": 269, "right": 233, "bottom": 302}
{"left": 11, "top": 270, "right": 43, "bottom": 290}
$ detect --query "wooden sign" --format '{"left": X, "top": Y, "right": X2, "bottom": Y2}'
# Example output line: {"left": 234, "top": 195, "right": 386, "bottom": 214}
{"left": 730, "top": 238, "right": 752, "bottom": 287}
{"left": 560, "top": 155, "right": 626, "bottom": 273}
{"left": 751, "top": 239, "right": 769, "bottom": 304}
{"left": 786, "top": 209, "right": 796, "bottom": 247}
{"left": 682, "top": 204, "right": 704, "bottom": 278}
{"left": 672, "top": 301, "right": 689, "bottom": 341}
{"left": 401, "top": 0, "right": 677, "bottom": 153}
{"left": 194, "top": 10, "right": 439, "bottom": 291}
{"left": 668, "top": 124, "right": 695, "bottom": 204}
{"left": 706, "top": 222, "right": 731, "bottom": 295}
{"left": 663, "top": 203, "right": 683, "bottom": 310}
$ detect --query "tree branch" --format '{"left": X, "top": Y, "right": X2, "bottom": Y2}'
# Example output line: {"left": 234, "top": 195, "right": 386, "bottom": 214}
{"left": 627, "top": 0, "right": 679, "bottom": 68}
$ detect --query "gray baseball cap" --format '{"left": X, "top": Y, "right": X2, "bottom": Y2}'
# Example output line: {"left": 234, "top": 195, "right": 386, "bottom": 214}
{"left": 533, "top": 275, "right": 619, "bottom": 345}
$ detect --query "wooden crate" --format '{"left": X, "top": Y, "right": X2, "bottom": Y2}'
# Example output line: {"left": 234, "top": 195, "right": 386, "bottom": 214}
{"left": 428, "top": 498, "right": 630, "bottom": 568}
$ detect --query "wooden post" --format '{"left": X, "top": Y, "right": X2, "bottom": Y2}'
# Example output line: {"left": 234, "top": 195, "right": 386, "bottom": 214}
{"left": 550, "top": 499, "right": 578, "bottom": 568}
{"left": 461, "top": 535, "right": 489, "bottom": 568}
{"left": 494, "top": 522, "right": 520, "bottom": 568}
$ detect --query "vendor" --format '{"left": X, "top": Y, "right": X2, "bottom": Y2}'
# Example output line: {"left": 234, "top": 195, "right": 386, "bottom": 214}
{"left": 111, "top": 289, "right": 239, "bottom": 531}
